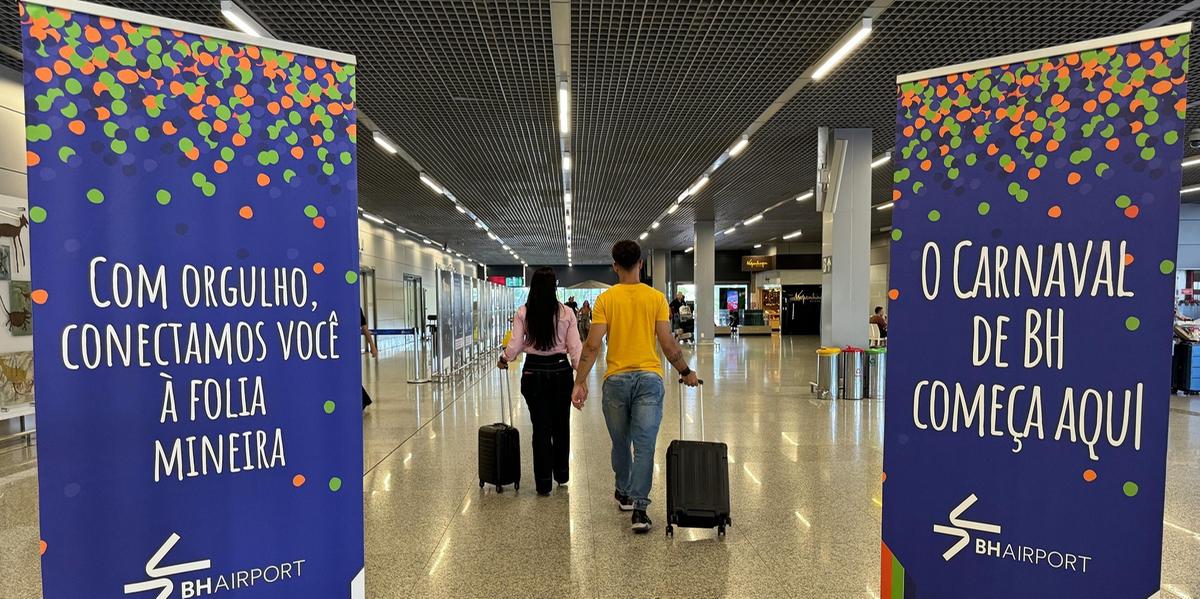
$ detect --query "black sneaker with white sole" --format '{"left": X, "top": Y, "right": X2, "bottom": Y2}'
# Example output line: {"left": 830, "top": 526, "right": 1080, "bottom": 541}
{"left": 631, "top": 510, "right": 652, "bottom": 533}
{"left": 614, "top": 490, "right": 634, "bottom": 511}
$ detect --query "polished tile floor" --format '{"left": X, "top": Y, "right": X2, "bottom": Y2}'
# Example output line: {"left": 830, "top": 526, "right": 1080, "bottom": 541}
{"left": 2, "top": 335, "right": 1200, "bottom": 597}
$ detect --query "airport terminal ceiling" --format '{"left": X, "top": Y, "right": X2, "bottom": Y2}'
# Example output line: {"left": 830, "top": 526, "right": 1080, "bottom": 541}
{"left": 2, "top": 0, "right": 1200, "bottom": 264}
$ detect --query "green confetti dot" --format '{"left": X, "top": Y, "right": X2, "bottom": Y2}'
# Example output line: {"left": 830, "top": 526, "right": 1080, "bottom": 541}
{"left": 156, "top": 189, "right": 171, "bottom": 205}
{"left": 29, "top": 206, "right": 46, "bottom": 223}
{"left": 928, "top": 210, "right": 941, "bottom": 222}
{"left": 978, "top": 202, "right": 990, "bottom": 215}
{"left": 86, "top": 188, "right": 104, "bottom": 204}
{"left": 1115, "top": 195, "right": 1132, "bottom": 209}
{"left": 323, "top": 400, "right": 336, "bottom": 414}
{"left": 890, "top": 229, "right": 903, "bottom": 242}
{"left": 1160, "top": 259, "right": 1175, "bottom": 275}
{"left": 304, "top": 205, "right": 319, "bottom": 218}
{"left": 1140, "top": 147, "right": 1156, "bottom": 161}
{"left": 339, "top": 151, "right": 352, "bottom": 165}
{"left": 345, "top": 271, "right": 359, "bottom": 284}
{"left": 328, "top": 477, "right": 343, "bottom": 492}
{"left": 201, "top": 183, "right": 216, "bottom": 197}
{"left": 1122, "top": 481, "right": 1139, "bottom": 497}
{"left": 1125, "top": 316, "right": 1140, "bottom": 331}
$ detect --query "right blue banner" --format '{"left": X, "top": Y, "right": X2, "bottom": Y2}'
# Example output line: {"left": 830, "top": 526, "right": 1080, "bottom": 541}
{"left": 882, "top": 25, "right": 1190, "bottom": 598}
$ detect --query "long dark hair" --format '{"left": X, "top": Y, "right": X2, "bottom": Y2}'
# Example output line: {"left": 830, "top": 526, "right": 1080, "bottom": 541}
{"left": 525, "top": 267, "right": 561, "bottom": 351}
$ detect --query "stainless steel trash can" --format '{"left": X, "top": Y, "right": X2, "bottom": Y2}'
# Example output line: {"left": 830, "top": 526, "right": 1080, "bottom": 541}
{"left": 812, "top": 347, "right": 840, "bottom": 400}
{"left": 865, "top": 347, "right": 886, "bottom": 399}
{"left": 840, "top": 346, "right": 865, "bottom": 400}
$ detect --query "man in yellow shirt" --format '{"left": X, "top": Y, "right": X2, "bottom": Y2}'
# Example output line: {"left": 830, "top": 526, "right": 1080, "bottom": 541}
{"left": 572, "top": 240, "right": 699, "bottom": 533}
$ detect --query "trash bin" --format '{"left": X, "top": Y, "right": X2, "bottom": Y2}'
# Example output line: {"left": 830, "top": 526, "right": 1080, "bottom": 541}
{"left": 840, "top": 346, "right": 865, "bottom": 400}
{"left": 865, "top": 347, "right": 886, "bottom": 399}
{"left": 812, "top": 347, "right": 841, "bottom": 400}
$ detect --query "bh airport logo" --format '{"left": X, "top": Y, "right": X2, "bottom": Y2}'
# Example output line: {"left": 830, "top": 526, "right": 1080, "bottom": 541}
{"left": 124, "top": 533, "right": 305, "bottom": 598}
{"left": 932, "top": 493, "right": 1093, "bottom": 573}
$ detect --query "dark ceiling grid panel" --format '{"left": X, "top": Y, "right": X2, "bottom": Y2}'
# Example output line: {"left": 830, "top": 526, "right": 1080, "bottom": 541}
{"left": 683, "top": 0, "right": 1200, "bottom": 252}
{"left": 573, "top": 0, "right": 876, "bottom": 262}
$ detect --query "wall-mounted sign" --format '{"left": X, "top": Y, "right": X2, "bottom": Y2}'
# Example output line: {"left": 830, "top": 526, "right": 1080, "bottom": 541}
{"left": 821, "top": 256, "right": 833, "bottom": 274}
{"left": 506, "top": 276, "right": 525, "bottom": 288}
{"left": 741, "top": 255, "right": 776, "bottom": 272}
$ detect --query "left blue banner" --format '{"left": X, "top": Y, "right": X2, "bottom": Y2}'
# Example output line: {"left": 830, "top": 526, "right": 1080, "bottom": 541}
{"left": 21, "top": 1, "right": 364, "bottom": 596}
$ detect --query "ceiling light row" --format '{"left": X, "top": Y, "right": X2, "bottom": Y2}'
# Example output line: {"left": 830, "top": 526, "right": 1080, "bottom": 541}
{"left": 559, "top": 80, "right": 573, "bottom": 267}
{"left": 358, "top": 209, "right": 481, "bottom": 266}
{"left": 416, "top": 170, "right": 524, "bottom": 265}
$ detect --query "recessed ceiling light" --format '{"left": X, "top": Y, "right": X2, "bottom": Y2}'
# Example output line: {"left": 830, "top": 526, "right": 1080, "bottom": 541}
{"left": 796, "top": 190, "right": 815, "bottom": 202}
{"left": 743, "top": 214, "right": 763, "bottom": 226}
{"left": 812, "top": 18, "right": 872, "bottom": 80}
{"left": 729, "top": 137, "right": 750, "bottom": 157}
{"left": 684, "top": 246, "right": 694, "bottom": 253}
{"left": 875, "top": 201, "right": 895, "bottom": 211}
{"left": 783, "top": 229, "right": 802, "bottom": 240}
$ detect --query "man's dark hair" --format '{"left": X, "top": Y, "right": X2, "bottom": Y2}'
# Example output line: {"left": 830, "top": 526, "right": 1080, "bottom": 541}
{"left": 612, "top": 240, "right": 642, "bottom": 270}
{"left": 874, "top": 306, "right": 883, "bottom": 314}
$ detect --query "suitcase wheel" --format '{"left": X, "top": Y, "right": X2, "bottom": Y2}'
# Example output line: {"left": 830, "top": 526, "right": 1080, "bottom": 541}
{"left": 717, "top": 525, "right": 726, "bottom": 537}
{"left": 665, "top": 525, "right": 674, "bottom": 538}
{"left": 514, "top": 482, "right": 520, "bottom": 492}
{"left": 496, "top": 485, "right": 504, "bottom": 493}
{"left": 479, "top": 480, "right": 485, "bottom": 489}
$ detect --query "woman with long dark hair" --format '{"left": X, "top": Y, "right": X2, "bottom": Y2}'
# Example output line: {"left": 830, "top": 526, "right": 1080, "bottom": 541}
{"left": 498, "top": 267, "right": 582, "bottom": 495}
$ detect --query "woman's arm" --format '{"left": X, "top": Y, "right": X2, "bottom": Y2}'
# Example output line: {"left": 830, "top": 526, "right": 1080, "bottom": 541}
{"left": 500, "top": 308, "right": 526, "bottom": 364}
{"left": 565, "top": 309, "right": 583, "bottom": 368}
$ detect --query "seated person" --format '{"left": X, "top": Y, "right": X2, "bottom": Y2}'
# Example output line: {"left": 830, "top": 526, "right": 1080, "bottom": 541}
{"left": 869, "top": 306, "right": 888, "bottom": 338}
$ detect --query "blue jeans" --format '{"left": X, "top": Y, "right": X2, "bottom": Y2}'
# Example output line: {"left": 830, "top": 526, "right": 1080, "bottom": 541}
{"left": 601, "top": 371, "right": 665, "bottom": 510}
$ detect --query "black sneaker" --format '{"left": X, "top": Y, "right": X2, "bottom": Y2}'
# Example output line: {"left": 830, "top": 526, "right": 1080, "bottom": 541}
{"left": 614, "top": 490, "right": 634, "bottom": 511}
{"left": 631, "top": 510, "right": 652, "bottom": 533}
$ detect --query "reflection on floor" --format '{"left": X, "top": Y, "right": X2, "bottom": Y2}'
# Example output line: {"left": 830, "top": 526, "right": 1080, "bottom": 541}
{"left": 1, "top": 336, "right": 1200, "bottom": 597}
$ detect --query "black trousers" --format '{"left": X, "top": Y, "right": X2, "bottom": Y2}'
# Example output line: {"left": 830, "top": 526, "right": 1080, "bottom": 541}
{"left": 520, "top": 353, "right": 573, "bottom": 493}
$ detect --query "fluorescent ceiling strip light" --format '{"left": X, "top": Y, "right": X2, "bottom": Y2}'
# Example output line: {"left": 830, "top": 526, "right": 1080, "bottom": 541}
{"left": 870, "top": 152, "right": 891, "bottom": 169}
{"left": 652, "top": 221, "right": 661, "bottom": 229}
{"left": 639, "top": 232, "right": 649, "bottom": 240}
{"left": 562, "top": 155, "right": 572, "bottom": 171}
{"left": 667, "top": 204, "right": 679, "bottom": 214}
{"left": 723, "top": 226, "right": 737, "bottom": 235}
{"left": 729, "top": 137, "right": 750, "bottom": 157}
{"left": 455, "top": 205, "right": 466, "bottom": 214}
{"left": 743, "top": 214, "right": 763, "bottom": 226}
{"left": 475, "top": 221, "right": 485, "bottom": 229}
{"left": 812, "top": 18, "right": 872, "bottom": 80}
{"left": 1182, "top": 184, "right": 1200, "bottom": 195}
{"left": 220, "top": 0, "right": 269, "bottom": 37}
{"left": 684, "top": 246, "right": 694, "bottom": 253}
{"left": 796, "top": 190, "right": 815, "bottom": 202}
{"left": 371, "top": 130, "right": 399, "bottom": 155}
{"left": 754, "top": 244, "right": 763, "bottom": 249}
{"left": 783, "top": 229, "right": 803, "bottom": 240}
{"left": 362, "top": 212, "right": 384, "bottom": 225}
{"left": 689, "top": 176, "right": 710, "bottom": 196}
{"left": 1183, "top": 156, "right": 1200, "bottom": 168}
{"left": 876, "top": 201, "right": 895, "bottom": 210}
{"left": 558, "top": 82, "right": 570, "bottom": 135}
{"left": 418, "top": 173, "right": 444, "bottom": 195}
{"left": 677, "top": 191, "right": 690, "bottom": 203}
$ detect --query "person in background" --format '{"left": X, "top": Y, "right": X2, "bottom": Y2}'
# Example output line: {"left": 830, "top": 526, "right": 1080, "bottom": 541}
{"left": 572, "top": 240, "right": 699, "bottom": 533}
{"left": 565, "top": 295, "right": 579, "bottom": 313}
{"left": 870, "top": 306, "right": 888, "bottom": 338}
{"left": 578, "top": 300, "right": 593, "bottom": 340}
{"left": 498, "top": 267, "right": 582, "bottom": 496}
{"left": 669, "top": 291, "right": 685, "bottom": 333}
{"left": 361, "top": 307, "right": 378, "bottom": 410}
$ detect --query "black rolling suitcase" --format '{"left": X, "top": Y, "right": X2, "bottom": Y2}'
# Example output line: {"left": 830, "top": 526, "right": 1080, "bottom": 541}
{"left": 478, "top": 368, "right": 520, "bottom": 492}
{"left": 665, "top": 380, "right": 732, "bottom": 537}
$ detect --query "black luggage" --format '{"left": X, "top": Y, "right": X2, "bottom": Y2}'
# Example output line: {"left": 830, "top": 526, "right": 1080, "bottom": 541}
{"left": 478, "top": 368, "right": 521, "bottom": 492}
{"left": 665, "top": 380, "right": 732, "bottom": 537}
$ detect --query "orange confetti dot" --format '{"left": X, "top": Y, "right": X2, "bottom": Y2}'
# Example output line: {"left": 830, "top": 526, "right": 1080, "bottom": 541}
{"left": 920, "top": 159, "right": 932, "bottom": 171}
{"left": 26, "top": 151, "right": 40, "bottom": 167}
{"left": 892, "top": 189, "right": 901, "bottom": 201}
{"left": 142, "top": 96, "right": 158, "bottom": 110}
{"left": 1083, "top": 99, "right": 1097, "bottom": 113}
{"left": 68, "top": 120, "right": 85, "bottom": 135}
{"left": 256, "top": 173, "right": 270, "bottom": 187}
{"left": 987, "top": 144, "right": 999, "bottom": 156}
{"left": 887, "top": 289, "right": 899, "bottom": 301}
{"left": 1105, "top": 138, "right": 1120, "bottom": 151}
{"left": 1047, "top": 205, "right": 1062, "bottom": 218}
{"left": 312, "top": 216, "right": 326, "bottom": 229}
{"left": 53, "top": 60, "right": 70, "bottom": 76}
{"left": 162, "top": 121, "right": 177, "bottom": 135}
{"left": 291, "top": 146, "right": 304, "bottom": 159}
{"left": 39, "top": 540, "right": 46, "bottom": 557}
{"left": 212, "top": 119, "right": 227, "bottom": 134}
{"left": 1067, "top": 172, "right": 1081, "bottom": 185}
{"left": 1124, "top": 253, "right": 1135, "bottom": 266}
{"left": 881, "top": 471, "right": 887, "bottom": 482}
{"left": 95, "top": 106, "right": 110, "bottom": 121}
{"left": 313, "top": 262, "right": 325, "bottom": 274}
{"left": 1002, "top": 162, "right": 1016, "bottom": 174}
{"left": 1130, "top": 121, "right": 1144, "bottom": 134}
{"left": 1083, "top": 469, "right": 1097, "bottom": 483}
{"left": 239, "top": 206, "right": 254, "bottom": 219}
{"left": 1124, "top": 205, "right": 1140, "bottom": 219}
{"left": 184, "top": 147, "right": 200, "bottom": 161}
{"left": 84, "top": 25, "right": 100, "bottom": 43}
{"left": 1152, "top": 80, "right": 1172, "bottom": 94}
{"left": 98, "top": 16, "right": 115, "bottom": 29}
{"left": 30, "top": 289, "right": 47, "bottom": 304}
{"left": 34, "top": 67, "right": 52, "bottom": 82}
{"left": 292, "top": 474, "right": 306, "bottom": 488}
{"left": 116, "top": 69, "right": 139, "bottom": 84}
{"left": 1046, "top": 139, "right": 1060, "bottom": 152}
{"left": 232, "top": 133, "right": 246, "bottom": 147}
{"left": 213, "top": 160, "right": 228, "bottom": 174}
{"left": 1028, "top": 167, "right": 1041, "bottom": 181}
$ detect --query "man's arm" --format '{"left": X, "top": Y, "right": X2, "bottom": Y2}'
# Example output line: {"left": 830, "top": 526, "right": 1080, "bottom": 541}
{"left": 656, "top": 321, "right": 698, "bottom": 386}
{"left": 571, "top": 323, "right": 606, "bottom": 408}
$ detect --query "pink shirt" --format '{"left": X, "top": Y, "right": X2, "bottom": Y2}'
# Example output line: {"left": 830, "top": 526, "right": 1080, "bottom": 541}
{"left": 503, "top": 304, "right": 582, "bottom": 366}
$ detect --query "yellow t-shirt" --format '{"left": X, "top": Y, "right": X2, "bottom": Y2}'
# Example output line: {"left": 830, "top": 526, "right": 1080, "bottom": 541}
{"left": 591, "top": 283, "right": 670, "bottom": 378}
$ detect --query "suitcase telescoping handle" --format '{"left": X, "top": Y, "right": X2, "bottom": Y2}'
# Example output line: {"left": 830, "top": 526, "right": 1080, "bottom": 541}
{"left": 678, "top": 378, "right": 705, "bottom": 442}
{"left": 499, "top": 364, "right": 515, "bottom": 426}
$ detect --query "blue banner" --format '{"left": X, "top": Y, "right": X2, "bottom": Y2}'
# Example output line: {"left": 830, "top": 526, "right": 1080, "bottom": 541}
{"left": 883, "top": 26, "right": 1190, "bottom": 598}
{"left": 22, "top": 1, "right": 363, "bottom": 596}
